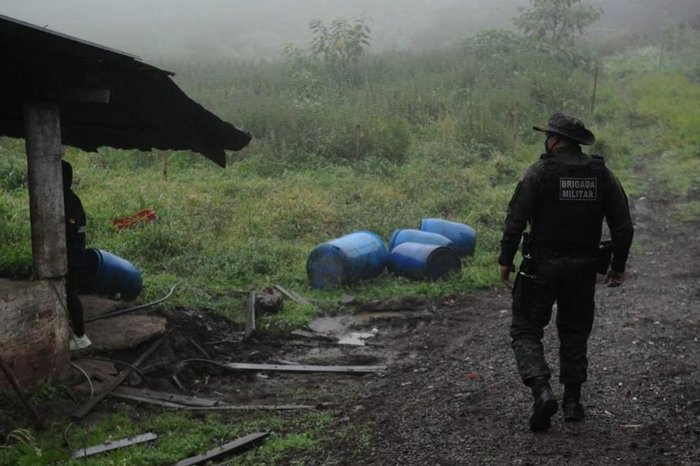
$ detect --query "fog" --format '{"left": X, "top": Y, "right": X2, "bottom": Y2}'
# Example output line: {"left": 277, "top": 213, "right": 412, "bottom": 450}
{"left": 2, "top": 0, "right": 698, "bottom": 61}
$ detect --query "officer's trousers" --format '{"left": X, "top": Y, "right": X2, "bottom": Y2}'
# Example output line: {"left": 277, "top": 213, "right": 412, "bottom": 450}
{"left": 510, "top": 257, "right": 597, "bottom": 386}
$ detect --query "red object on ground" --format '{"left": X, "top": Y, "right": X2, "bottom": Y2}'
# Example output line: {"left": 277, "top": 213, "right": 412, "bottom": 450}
{"left": 112, "top": 209, "right": 157, "bottom": 230}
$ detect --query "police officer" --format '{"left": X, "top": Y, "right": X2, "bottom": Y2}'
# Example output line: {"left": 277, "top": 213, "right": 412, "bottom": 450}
{"left": 63, "top": 160, "right": 92, "bottom": 351}
{"left": 499, "top": 113, "right": 633, "bottom": 431}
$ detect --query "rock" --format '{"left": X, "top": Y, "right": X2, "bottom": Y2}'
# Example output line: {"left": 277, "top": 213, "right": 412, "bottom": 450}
{"left": 255, "top": 287, "right": 284, "bottom": 314}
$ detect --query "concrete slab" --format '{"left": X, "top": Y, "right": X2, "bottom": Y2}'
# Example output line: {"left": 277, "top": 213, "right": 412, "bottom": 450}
{"left": 85, "top": 315, "right": 167, "bottom": 351}
{"left": 80, "top": 295, "right": 121, "bottom": 320}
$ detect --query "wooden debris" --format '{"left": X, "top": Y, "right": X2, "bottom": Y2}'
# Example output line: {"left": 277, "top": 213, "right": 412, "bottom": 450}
{"left": 245, "top": 291, "right": 256, "bottom": 339}
{"left": 223, "top": 362, "right": 386, "bottom": 374}
{"left": 110, "top": 391, "right": 316, "bottom": 411}
{"left": 174, "top": 432, "right": 269, "bottom": 466}
{"left": 113, "top": 387, "right": 220, "bottom": 407}
{"left": 189, "top": 338, "right": 211, "bottom": 359}
{"left": 171, "top": 375, "right": 186, "bottom": 392}
{"left": 0, "top": 355, "right": 44, "bottom": 429}
{"left": 71, "top": 359, "right": 119, "bottom": 395}
{"left": 71, "top": 433, "right": 158, "bottom": 459}
{"left": 72, "top": 331, "right": 172, "bottom": 419}
{"left": 274, "top": 285, "right": 312, "bottom": 306}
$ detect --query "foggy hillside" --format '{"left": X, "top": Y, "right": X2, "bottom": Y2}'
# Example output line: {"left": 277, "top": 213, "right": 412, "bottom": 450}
{"left": 2, "top": 0, "right": 698, "bottom": 60}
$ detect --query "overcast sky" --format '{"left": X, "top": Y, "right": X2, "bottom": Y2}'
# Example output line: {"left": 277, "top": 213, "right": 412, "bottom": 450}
{"left": 2, "top": 0, "right": 697, "bottom": 61}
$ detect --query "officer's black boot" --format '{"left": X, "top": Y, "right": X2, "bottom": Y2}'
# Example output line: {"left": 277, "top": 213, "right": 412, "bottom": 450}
{"left": 562, "top": 384, "right": 584, "bottom": 422}
{"left": 528, "top": 377, "right": 558, "bottom": 432}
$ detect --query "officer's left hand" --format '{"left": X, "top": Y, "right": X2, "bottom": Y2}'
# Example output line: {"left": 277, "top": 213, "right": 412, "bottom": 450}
{"left": 500, "top": 264, "right": 514, "bottom": 286}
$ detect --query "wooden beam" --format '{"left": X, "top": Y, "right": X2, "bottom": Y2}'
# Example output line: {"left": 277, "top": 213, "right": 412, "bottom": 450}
{"left": 71, "top": 433, "right": 157, "bottom": 459}
{"left": 72, "top": 331, "right": 172, "bottom": 419}
{"left": 109, "top": 391, "right": 315, "bottom": 411}
{"left": 113, "top": 386, "right": 220, "bottom": 407}
{"left": 224, "top": 362, "right": 386, "bottom": 374}
{"left": 23, "top": 102, "right": 66, "bottom": 278}
{"left": 274, "top": 285, "right": 312, "bottom": 306}
{"left": 173, "top": 432, "right": 269, "bottom": 466}
{"left": 62, "top": 87, "right": 111, "bottom": 104}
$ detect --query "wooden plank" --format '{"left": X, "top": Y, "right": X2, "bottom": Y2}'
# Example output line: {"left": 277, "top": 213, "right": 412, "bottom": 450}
{"left": 72, "top": 331, "right": 172, "bottom": 419}
{"left": 197, "top": 404, "right": 316, "bottom": 411}
{"left": 113, "top": 387, "right": 219, "bottom": 407}
{"left": 109, "top": 392, "right": 315, "bottom": 411}
{"left": 174, "top": 432, "right": 269, "bottom": 466}
{"left": 245, "top": 291, "right": 256, "bottom": 338}
{"left": 71, "top": 433, "right": 157, "bottom": 459}
{"left": 274, "top": 285, "right": 312, "bottom": 306}
{"left": 224, "top": 362, "right": 386, "bottom": 374}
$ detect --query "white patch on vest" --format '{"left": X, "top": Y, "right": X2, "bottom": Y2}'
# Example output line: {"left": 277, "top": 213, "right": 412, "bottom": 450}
{"left": 559, "top": 177, "right": 597, "bottom": 201}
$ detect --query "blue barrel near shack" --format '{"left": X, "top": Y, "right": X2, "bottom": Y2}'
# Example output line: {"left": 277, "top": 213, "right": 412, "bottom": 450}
{"left": 419, "top": 218, "right": 477, "bottom": 257}
{"left": 85, "top": 248, "right": 143, "bottom": 301}
{"left": 307, "top": 231, "right": 388, "bottom": 289}
{"left": 389, "top": 228, "right": 455, "bottom": 252}
{"left": 388, "top": 242, "right": 461, "bottom": 281}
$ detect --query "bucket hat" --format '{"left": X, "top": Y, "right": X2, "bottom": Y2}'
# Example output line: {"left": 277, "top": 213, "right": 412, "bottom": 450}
{"left": 533, "top": 112, "right": 595, "bottom": 145}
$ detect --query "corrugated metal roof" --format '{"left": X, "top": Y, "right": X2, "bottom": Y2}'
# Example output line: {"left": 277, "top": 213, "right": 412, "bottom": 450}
{"left": 0, "top": 14, "right": 251, "bottom": 167}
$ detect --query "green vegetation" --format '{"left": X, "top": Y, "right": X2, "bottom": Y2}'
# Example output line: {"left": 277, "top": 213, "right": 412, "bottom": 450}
{"left": 1, "top": 11, "right": 699, "bottom": 464}
{"left": 2, "top": 16, "right": 699, "bottom": 317}
{"left": 0, "top": 396, "right": 333, "bottom": 465}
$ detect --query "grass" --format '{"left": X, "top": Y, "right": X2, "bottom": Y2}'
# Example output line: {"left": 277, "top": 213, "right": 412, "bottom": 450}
{"left": 0, "top": 395, "right": 333, "bottom": 466}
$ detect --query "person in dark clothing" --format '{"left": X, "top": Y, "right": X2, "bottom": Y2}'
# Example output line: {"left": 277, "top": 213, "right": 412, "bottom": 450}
{"left": 63, "top": 160, "right": 92, "bottom": 351}
{"left": 499, "top": 113, "right": 633, "bottom": 431}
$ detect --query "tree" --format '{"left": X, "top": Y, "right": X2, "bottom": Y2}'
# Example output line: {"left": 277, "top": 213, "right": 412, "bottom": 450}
{"left": 514, "top": 0, "right": 602, "bottom": 46}
{"left": 309, "top": 17, "right": 372, "bottom": 80}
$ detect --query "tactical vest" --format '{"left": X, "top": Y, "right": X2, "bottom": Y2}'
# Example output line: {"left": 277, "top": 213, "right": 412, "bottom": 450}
{"left": 530, "top": 154, "right": 610, "bottom": 253}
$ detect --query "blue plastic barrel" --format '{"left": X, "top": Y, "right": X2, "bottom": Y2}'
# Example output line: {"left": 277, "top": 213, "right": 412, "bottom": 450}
{"left": 389, "top": 228, "right": 455, "bottom": 252}
{"left": 307, "top": 231, "right": 388, "bottom": 289}
{"left": 419, "top": 218, "right": 477, "bottom": 257}
{"left": 85, "top": 248, "right": 143, "bottom": 301}
{"left": 388, "top": 242, "right": 461, "bottom": 281}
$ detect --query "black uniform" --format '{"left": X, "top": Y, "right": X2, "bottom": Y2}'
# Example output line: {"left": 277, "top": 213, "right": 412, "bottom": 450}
{"left": 63, "top": 161, "right": 87, "bottom": 337}
{"left": 499, "top": 148, "right": 633, "bottom": 386}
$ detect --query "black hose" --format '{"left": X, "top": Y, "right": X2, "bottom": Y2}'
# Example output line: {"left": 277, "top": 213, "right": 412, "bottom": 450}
{"left": 85, "top": 283, "right": 178, "bottom": 323}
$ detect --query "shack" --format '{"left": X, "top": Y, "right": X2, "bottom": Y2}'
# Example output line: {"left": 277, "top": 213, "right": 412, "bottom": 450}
{"left": 0, "top": 14, "right": 251, "bottom": 390}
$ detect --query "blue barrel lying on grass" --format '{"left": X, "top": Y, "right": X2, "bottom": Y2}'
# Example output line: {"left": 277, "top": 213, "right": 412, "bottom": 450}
{"left": 85, "top": 248, "right": 143, "bottom": 301}
{"left": 388, "top": 242, "right": 461, "bottom": 281}
{"left": 389, "top": 228, "right": 455, "bottom": 252}
{"left": 307, "top": 231, "right": 388, "bottom": 289}
{"left": 419, "top": 218, "right": 477, "bottom": 257}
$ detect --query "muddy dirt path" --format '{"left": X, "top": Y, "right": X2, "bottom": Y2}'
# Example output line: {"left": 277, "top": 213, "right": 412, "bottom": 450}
{"left": 282, "top": 186, "right": 700, "bottom": 465}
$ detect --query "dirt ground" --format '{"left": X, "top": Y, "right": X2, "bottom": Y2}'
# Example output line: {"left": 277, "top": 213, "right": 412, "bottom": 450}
{"left": 68, "top": 177, "right": 699, "bottom": 465}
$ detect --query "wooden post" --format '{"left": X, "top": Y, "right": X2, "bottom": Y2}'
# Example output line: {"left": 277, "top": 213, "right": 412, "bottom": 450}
{"left": 245, "top": 291, "right": 256, "bottom": 339}
{"left": 23, "top": 102, "right": 66, "bottom": 279}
